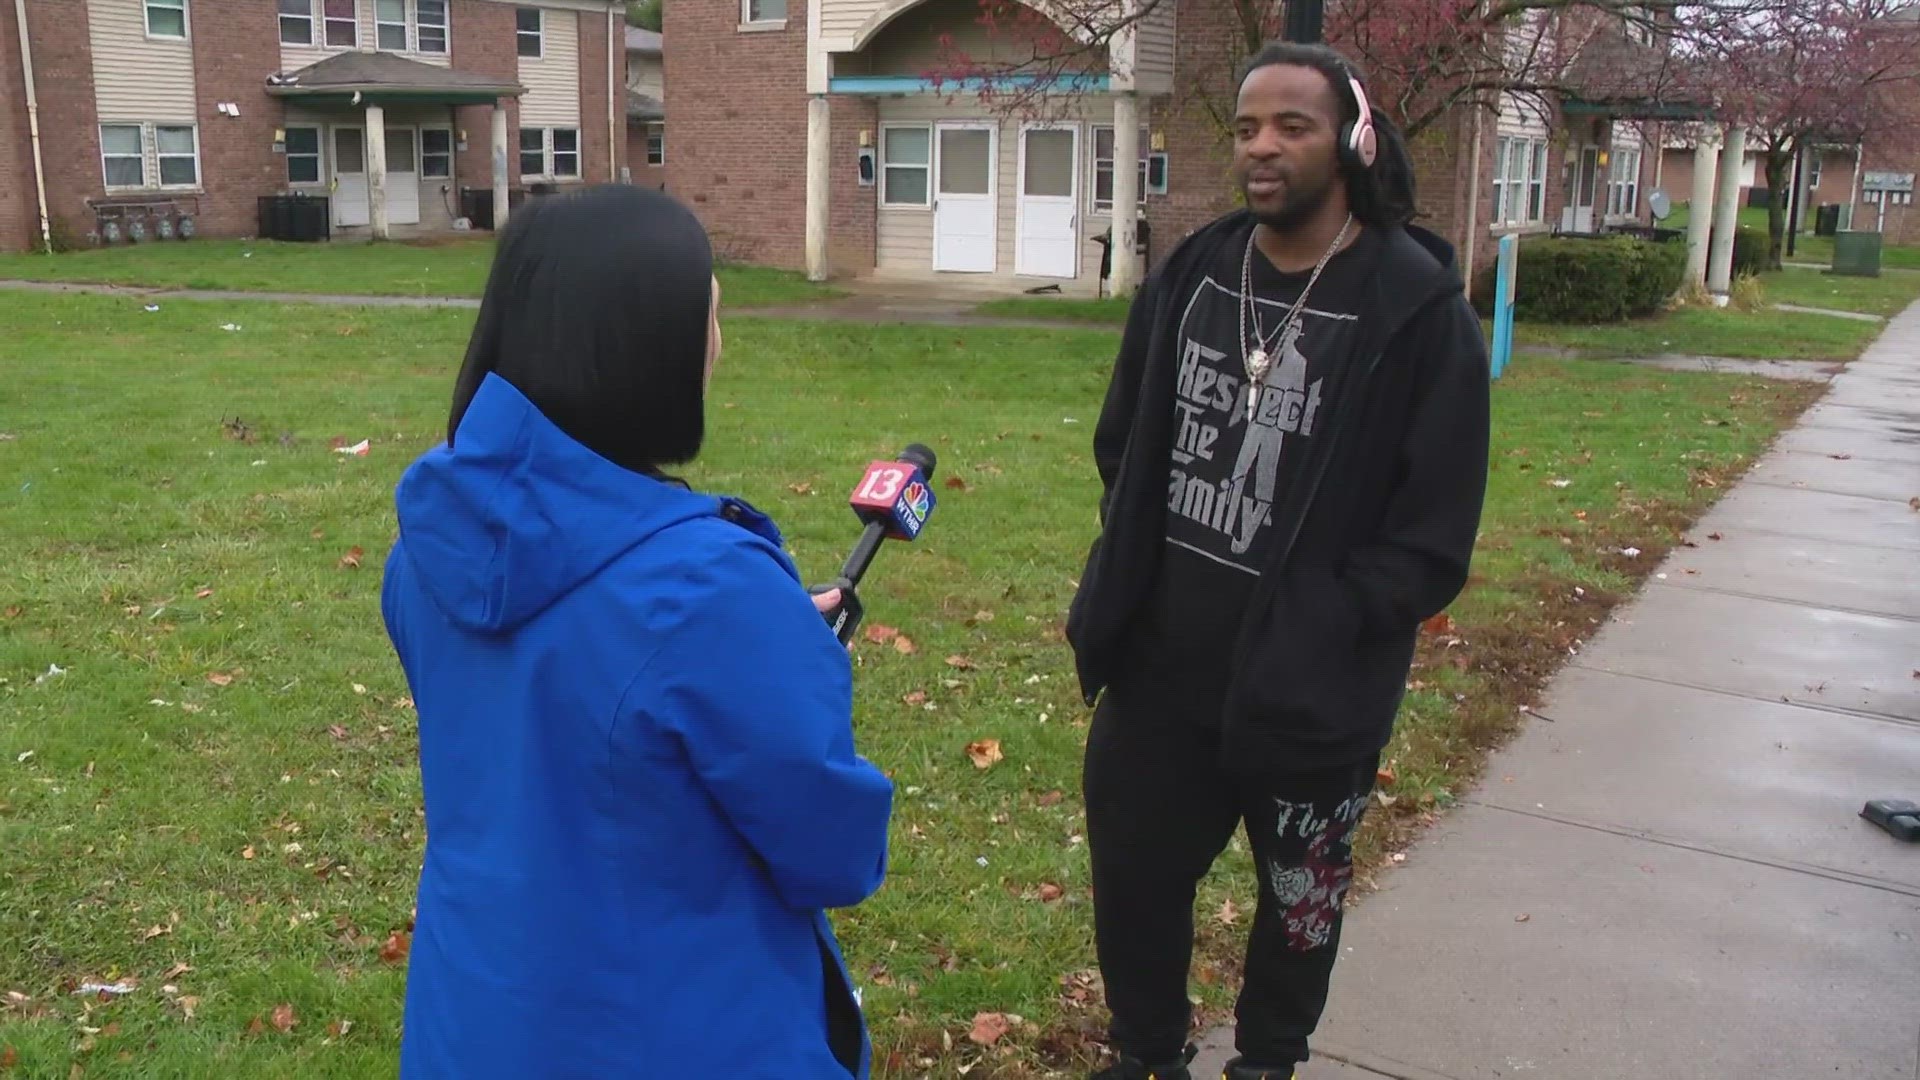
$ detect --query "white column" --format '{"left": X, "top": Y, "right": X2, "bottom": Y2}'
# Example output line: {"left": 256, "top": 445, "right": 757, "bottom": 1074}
{"left": 1706, "top": 126, "right": 1747, "bottom": 300}
{"left": 491, "top": 104, "right": 511, "bottom": 231}
{"left": 1108, "top": 92, "right": 1140, "bottom": 297}
{"left": 1684, "top": 126, "right": 1721, "bottom": 286}
{"left": 805, "top": 94, "right": 831, "bottom": 283}
{"left": 366, "top": 104, "right": 389, "bottom": 240}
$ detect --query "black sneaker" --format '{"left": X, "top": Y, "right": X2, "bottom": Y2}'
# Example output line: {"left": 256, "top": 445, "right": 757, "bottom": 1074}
{"left": 1090, "top": 1043, "right": 1198, "bottom": 1080}
{"left": 1221, "top": 1057, "right": 1297, "bottom": 1080}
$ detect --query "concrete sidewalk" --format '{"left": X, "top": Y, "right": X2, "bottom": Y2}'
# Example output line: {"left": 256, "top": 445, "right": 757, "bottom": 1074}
{"left": 1200, "top": 305, "right": 1920, "bottom": 1080}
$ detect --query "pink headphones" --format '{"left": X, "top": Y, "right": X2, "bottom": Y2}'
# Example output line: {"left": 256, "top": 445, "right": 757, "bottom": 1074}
{"left": 1341, "top": 71, "right": 1379, "bottom": 170}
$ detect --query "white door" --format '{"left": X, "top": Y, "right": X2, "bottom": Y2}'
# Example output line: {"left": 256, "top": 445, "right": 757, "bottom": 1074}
{"left": 332, "top": 126, "right": 369, "bottom": 228}
{"left": 383, "top": 127, "right": 421, "bottom": 226}
{"left": 1016, "top": 124, "right": 1078, "bottom": 278}
{"left": 1561, "top": 145, "right": 1599, "bottom": 232}
{"left": 933, "top": 123, "right": 997, "bottom": 273}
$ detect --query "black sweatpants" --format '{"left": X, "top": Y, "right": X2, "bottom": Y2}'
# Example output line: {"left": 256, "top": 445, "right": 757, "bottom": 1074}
{"left": 1082, "top": 688, "right": 1378, "bottom": 1068}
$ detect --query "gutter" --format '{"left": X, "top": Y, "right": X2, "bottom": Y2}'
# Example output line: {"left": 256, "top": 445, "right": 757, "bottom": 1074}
{"left": 11, "top": 0, "right": 52, "bottom": 253}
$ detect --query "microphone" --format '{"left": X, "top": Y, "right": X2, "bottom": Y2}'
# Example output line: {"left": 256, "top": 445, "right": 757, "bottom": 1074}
{"left": 811, "top": 444, "right": 938, "bottom": 645}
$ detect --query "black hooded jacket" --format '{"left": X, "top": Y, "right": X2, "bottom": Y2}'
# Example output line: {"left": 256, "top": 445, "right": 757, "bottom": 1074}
{"left": 1066, "top": 208, "right": 1491, "bottom": 775}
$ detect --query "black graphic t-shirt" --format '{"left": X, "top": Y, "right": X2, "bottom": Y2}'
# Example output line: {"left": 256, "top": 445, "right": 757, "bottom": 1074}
{"left": 1124, "top": 225, "right": 1380, "bottom": 710}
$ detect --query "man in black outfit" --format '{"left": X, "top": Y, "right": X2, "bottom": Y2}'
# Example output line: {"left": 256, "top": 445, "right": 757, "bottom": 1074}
{"left": 1066, "top": 43, "right": 1491, "bottom": 1080}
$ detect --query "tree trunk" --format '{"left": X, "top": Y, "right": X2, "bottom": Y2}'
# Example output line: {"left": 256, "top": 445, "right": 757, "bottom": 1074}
{"left": 1763, "top": 147, "right": 1791, "bottom": 272}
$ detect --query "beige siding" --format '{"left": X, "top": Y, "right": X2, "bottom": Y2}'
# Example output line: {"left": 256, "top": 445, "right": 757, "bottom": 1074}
{"left": 872, "top": 95, "right": 1135, "bottom": 296}
{"left": 820, "top": 0, "right": 887, "bottom": 46}
{"left": 281, "top": 0, "right": 452, "bottom": 75}
{"left": 90, "top": 0, "right": 197, "bottom": 123}
{"left": 626, "top": 53, "right": 662, "bottom": 98}
{"left": 1133, "top": 0, "right": 1175, "bottom": 95}
{"left": 519, "top": 7, "right": 581, "bottom": 127}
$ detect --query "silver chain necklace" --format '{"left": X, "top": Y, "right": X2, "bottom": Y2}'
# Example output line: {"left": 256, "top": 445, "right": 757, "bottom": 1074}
{"left": 1238, "top": 213, "right": 1353, "bottom": 421}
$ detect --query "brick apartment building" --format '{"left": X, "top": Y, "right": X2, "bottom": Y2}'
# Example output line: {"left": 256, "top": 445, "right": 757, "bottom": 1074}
{"left": 625, "top": 23, "right": 663, "bottom": 190}
{"left": 664, "top": 0, "right": 1666, "bottom": 297}
{"left": 0, "top": 0, "right": 626, "bottom": 253}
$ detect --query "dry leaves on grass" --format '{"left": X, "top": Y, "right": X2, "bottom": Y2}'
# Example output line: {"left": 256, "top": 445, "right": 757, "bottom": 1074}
{"left": 787, "top": 482, "right": 813, "bottom": 496}
{"left": 1036, "top": 790, "right": 1065, "bottom": 808}
{"left": 379, "top": 931, "right": 410, "bottom": 964}
{"left": 270, "top": 1003, "right": 297, "bottom": 1033}
{"left": 902, "top": 690, "right": 929, "bottom": 708}
{"left": 1421, "top": 613, "right": 1454, "bottom": 635}
{"left": 339, "top": 546, "right": 365, "bottom": 570}
{"left": 965, "top": 738, "right": 1004, "bottom": 770}
{"left": 945, "top": 655, "right": 976, "bottom": 670}
{"left": 1216, "top": 899, "right": 1240, "bottom": 926}
{"left": 1376, "top": 765, "right": 1397, "bottom": 785}
{"left": 945, "top": 476, "right": 970, "bottom": 492}
{"left": 327, "top": 725, "right": 349, "bottom": 741}
{"left": 207, "top": 672, "right": 236, "bottom": 688}
{"left": 861, "top": 623, "right": 918, "bottom": 655}
{"left": 967, "top": 1012, "right": 1011, "bottom": 1047}
{"left": 1036, "top": 883, "right": 1065, "bottom": 903}
{"left": 240, "top": 846, "right": 256, "bottom": 861}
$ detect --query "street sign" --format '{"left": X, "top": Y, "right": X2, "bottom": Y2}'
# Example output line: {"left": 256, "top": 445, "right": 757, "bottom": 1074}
{"left": 1862, "top": 171, "right": 1915, "bottom": 193}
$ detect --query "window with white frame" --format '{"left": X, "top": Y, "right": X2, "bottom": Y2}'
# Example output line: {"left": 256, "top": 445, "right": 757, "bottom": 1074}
{"left": 285, "top": 126, "right": 323, "bottom": 183}
{"left": 646, "top": 123, "right": 664, "bottom": 166}
{"left": 278, "top": 0, "right": 314, "bottom": 43}
{"left": 516, "top": 8, "right": 542, "bottom": 57}
{"left": 146, "top": 0, "right": 187, "bottom": 38}
{"left": 881, "top": 125, "right": 931, "bottom": 207}
{"left": 100, "top": 123, "right": 200, "bottom": 189}
{"left": 1807, "top": 153, "right": 1822, "bottom": 190}
{"left": 1091, "top": 125, "right": 1160, "bottom": 212}
{"left": 520, "top": 127, "right": 579, "bottom": 178}
{"left": 376, "top": 0, "right": 407, "bottom": 50}
{"left": 1491, "top": 134, "right": 1548, "bottom": 226}
{"left": 421, "top": 128, "right": 453, "bottom": 178}
{"left": 1607, "top": 146, "right": 1641, "bottom": 217}
{"left": 416, "top": 0, "right": 447, "bottom": 53}
{"left": 323, "top": 0, "right": 357, "bottom": 46}
{"left": 101, "top": 125, "right": 145, "bottom": 189}
{"left": 743, "top": 0, "right": 786, "bottom": 23}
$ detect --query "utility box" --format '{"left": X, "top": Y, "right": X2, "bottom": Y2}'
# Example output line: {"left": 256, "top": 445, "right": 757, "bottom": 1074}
{"left": 1830, "top": 230, "right": 1883, "bottom": 277}
{"left": 1813, "top": 204, "right": 1841, "bottom": 237}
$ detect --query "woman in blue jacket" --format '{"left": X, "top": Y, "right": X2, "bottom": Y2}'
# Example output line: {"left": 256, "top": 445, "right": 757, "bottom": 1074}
{"left": 380, "top": 184, "right": 894, "bottom": 1077}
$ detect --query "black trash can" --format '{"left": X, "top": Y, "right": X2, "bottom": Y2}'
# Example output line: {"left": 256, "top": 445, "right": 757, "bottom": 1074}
{"left": 1814, "top": 203, "right": 1842, "bottom": 237}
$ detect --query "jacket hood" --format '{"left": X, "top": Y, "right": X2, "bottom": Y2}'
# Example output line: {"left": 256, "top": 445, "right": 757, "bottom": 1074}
{"left": 393, "top": 372, "right": 746, "bottom": 633}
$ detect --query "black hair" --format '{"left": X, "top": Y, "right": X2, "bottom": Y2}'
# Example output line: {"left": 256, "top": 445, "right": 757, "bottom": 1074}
{"left": 1236, "top": 41, "right": 1418, "bottom": 230}
{"left": 447, "top": 183, "right": 715, "bottom": 477}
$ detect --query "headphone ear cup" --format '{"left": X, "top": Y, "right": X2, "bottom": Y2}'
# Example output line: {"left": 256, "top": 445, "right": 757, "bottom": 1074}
{"left": 1355, "top": 122, "right": 1378, "bottom": 169}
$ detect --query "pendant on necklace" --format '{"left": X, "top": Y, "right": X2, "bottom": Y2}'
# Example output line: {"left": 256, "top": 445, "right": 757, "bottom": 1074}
{"left": 1244, "top": 348, "right": 1270, "bottom": 421}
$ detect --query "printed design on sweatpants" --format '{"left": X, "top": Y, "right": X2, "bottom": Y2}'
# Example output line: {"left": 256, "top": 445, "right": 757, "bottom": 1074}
{"left": 1266, "top": 793, "right": 1368, "bottom": 951}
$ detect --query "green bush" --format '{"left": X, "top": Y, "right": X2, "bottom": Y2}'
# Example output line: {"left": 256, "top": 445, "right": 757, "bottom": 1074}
{"left": 1475, "top": 235, "right": 1688, "bottom": 324}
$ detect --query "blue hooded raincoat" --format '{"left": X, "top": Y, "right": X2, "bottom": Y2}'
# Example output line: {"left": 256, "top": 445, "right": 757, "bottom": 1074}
{"left": 381, "top": 372, "right": 894, "bottom": 1078}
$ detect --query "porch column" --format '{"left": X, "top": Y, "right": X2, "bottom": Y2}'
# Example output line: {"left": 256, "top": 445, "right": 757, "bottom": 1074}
{"left": 1706, "top": 125, "right": 1747, "bottom": 302}
{"left": 805, "top": 93, "right": 830, "bottom": 283}
{"left": 366, "top": 104, "right": 390, "bottom": 240}
{"left": 1684, "top": 125, "right": 1721, "bottom": 286}
{"left": 1108, "top": 92, "right": 1140, "bottom": 297}
{"left": 491, "top": 104, "right": 511, "bottom": 231}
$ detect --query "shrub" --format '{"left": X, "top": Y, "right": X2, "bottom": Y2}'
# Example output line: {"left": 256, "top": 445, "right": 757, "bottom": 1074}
{"left": 1478, "top": 235, "right": 1689, "bottom": 324}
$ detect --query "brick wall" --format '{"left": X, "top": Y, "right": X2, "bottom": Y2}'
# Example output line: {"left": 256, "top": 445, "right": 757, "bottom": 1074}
{"left": 827, "top": 94, "right": 876, "bottom": 274}
{"left": 0, "top": 0, "right": 35, "bottom": 251}
{"left": 626, "top": 122, "right": 665, "bottom": 189}
{"left": 453, "top": 0, "right": 519, "bottom": 216}
{"left": 577, "top": 7, "right": 621, "bottom": 184}
{"left": 664, "top": 4, "right": 806, "bottom": 267}
{"left": 14, "top": 0, "right": 100, "bottom": 248}
{"left": 191, "top": 0, "right": 285, "bottom": 239}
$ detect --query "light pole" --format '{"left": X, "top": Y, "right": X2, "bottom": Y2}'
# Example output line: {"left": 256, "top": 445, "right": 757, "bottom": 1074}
{"left": 1284, "top": 0, "right": 1324, "bottom": 43}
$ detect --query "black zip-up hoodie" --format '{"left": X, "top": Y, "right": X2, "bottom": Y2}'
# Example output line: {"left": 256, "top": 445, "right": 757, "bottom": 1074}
{"left": 1066, "top": 209, "right": 1492, "bottom": 776}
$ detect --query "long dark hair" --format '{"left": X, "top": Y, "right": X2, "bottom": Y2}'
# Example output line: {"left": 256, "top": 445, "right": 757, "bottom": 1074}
{"left": 1236, "top": 41, "right": 1418, "bottom": 230}
{"left": 447, "top": 184, "right": 715, "bottom": 477}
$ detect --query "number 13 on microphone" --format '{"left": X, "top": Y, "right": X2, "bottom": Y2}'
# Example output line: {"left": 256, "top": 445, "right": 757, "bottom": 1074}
{"left": 849, "top": 460, "right": 935, "bottom": 541}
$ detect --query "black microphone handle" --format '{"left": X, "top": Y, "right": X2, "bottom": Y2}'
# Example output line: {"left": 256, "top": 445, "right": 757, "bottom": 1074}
{"left": 837, "top": 519, "right": 890, "bottom": 587}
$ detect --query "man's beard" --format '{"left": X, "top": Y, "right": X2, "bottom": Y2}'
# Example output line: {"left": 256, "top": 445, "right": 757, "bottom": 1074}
{"left": 1244, "top": 169, "right": 1338, "bottom": 235}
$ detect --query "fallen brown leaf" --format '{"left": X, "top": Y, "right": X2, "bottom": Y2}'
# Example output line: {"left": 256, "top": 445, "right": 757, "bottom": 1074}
{"left": 945, "top": 475, "right": 969, "bottom": 491}
{"left": 379, "top": 931, "right": 410, "bottom": 964}
{"left": 1216, "top": 899, "right": 1240, "bottom": 926}
{"left": 310, "top": 528, "right": 326, "bottom": 541}
{"left": 141, "top": 924, "right": 172, "bottom": 942}
{"left": 863, "top": 623, "right": 900, "bottom": 646}
{"left": 177, "top": 995, "right": 199, "bottom": 1020}
{"left": 787, "top": 482, "right": 813, "bottom": 496}
{"left": 161, "top": 963, "right": 192, "bottom": 981}
{"left": 245, "top": 1016, "right": 265, "bottom": 1036}
{"left": 339, "top": 546, "right": 365, "bottom": 570}
{"left": 1, "top": 606, "right": 19, "bottom": 620}
{"left": 241, "top": 846, "right": 256, "bottom": 861}
{"left": 1, "top": 1045, "right": 16, "bottom": 1070}
{"left": 326, "top": 1019, "right": 353, "bottom": 1039}
{"left": 1376, "top": 765, "right": 1397, "bottom": 785}
{"left": 270, "top": 1003, "right": 297, "bottom": 1033}
{"left": 1036, "top": 790, "right": 1064, "bottom": 808}
{"left": 967, "top": 1012, "right": 1011, "bottom": 1047}
{"left": 1036, "top": 883, "right": 1064, "bottom": 902}
{"left": 966, "top": 738, "right": 1004, "bottom": 770}
{"left": 327, "top": 725, "right": 349, "bottom": 740}
{"left": 892, "top": 634, "right": 917, "bottom": 655}
{"left": 944, "top": 654, "right": 976, "bottom": 670}
{"left": 1573, "top": 510, "right": 1589, "bottom": 521}
{"left": 1420, "top": 613, "right": 1454, "bottom": 635}
{"left": 902, "top": 690, "right": 928, "bottom": 707}
{"left": 195, "top": 588, "right": 214, "bottom": 599}
{"left": 207, "top": 672, "right": 235, "bottom": 688}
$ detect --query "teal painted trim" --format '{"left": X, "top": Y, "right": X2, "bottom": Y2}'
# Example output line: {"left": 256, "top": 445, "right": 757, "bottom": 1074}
{"left": 827, "top": 73, "right": 1111, "bottom": 95}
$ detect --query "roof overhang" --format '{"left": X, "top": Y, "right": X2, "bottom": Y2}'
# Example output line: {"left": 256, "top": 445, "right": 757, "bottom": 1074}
{"left": 267, "top": 52, "right": 524, "bottom": 107}
{"left": 1562, "top": 97, "right": 1714, "bottom": 121}
{"left": 266, "top": 86, "right": 521, "bottom": 106}
{"left": 828, "top": 73, "right": 1110, "bottom": 95}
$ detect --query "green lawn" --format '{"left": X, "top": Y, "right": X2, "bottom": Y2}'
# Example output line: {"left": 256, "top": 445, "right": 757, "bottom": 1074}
{"left": 0, "top": 238, "right": 840, "bottom": 308}
{"left": 1763, "top": 265, "right": 1920, "bottom": 317}
{"left": 0, "top": 293, "right": 1818, "bottom": 1077}
{"left": 1666, "top": 203, "right": 1920, "bottom": 271}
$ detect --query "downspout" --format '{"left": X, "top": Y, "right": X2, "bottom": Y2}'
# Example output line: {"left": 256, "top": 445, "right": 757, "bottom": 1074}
{"left": 12, "top": 0, "right": 53, "bottom": 254}
{"left": 1463, "top": 102, "right": 1484, "bottom": 301}
{"left": 607, "top": 6, "right": 617, "bottom": 182}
